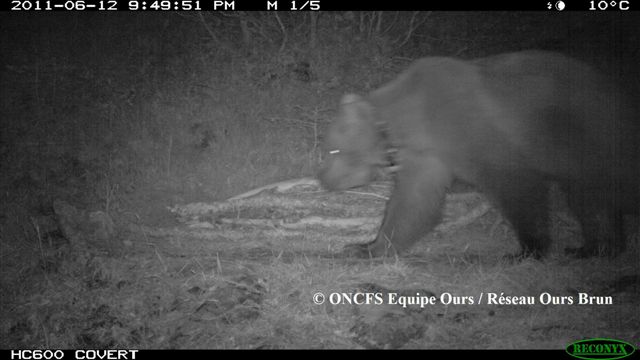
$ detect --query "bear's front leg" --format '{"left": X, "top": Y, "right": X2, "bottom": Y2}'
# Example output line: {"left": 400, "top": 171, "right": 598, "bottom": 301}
{"left": 343, "top": 153, "right": 453, "bottom": 258}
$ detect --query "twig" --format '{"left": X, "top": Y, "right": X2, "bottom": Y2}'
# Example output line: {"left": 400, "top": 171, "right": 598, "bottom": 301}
{"left": 394, "top": 12, "right": 430, "bottom": 51}
{"left": 273, "top": 12, "right": 287, "bottom": 53}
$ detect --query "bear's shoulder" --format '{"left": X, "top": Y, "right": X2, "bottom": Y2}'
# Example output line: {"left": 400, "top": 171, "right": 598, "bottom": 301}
{"left": 370, "top": 56, "right": 481, "bottom": 104}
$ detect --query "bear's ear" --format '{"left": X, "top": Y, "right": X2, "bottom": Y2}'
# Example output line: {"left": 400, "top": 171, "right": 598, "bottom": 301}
{"left": 341, "top": 93, "right": 362, "bottom": 105}
{"left": 341, "top": 94, "right": 374, "bottom": 126}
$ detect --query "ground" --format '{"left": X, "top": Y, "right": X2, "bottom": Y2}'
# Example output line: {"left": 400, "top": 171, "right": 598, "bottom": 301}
{"left": 2, "top": 178, "right": 638, "bottom": 349}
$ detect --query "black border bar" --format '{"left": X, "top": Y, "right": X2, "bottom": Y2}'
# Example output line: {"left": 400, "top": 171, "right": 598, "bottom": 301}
{"left": 2, "top": 0, "right": 637, "bottom": 11}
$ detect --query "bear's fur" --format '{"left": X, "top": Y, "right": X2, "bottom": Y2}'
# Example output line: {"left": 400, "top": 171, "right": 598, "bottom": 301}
{"left": 319, "top": 51, "right": 639, "bottom": 258}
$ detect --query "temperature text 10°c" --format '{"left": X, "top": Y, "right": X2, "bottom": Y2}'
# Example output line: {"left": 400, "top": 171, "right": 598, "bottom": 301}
{"left": 589, "top": 0, "right": 630, "bottom": 10}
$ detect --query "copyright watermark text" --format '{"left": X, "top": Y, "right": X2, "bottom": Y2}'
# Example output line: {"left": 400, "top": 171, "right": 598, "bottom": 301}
{"left": 312, "top": 291, "right": 613, "bottom": 308}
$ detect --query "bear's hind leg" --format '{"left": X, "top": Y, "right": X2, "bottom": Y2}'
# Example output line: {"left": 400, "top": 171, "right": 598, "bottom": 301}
{"left": 565, "top": 185, "right": 625, "bottom": 257}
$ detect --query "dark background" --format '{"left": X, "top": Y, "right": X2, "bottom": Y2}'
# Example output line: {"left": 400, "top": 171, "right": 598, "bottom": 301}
{"left": 2, "top": 11, "right": 638, "bottom": 207}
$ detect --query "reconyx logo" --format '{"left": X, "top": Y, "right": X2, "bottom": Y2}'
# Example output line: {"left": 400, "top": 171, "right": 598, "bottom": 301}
{"left": 566, "top": 338, "right": 636, "bottom": 360}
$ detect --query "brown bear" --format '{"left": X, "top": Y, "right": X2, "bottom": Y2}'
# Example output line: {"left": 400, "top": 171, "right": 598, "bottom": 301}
{"left": 319, "top": 51, "right": 639, "bottom": 258}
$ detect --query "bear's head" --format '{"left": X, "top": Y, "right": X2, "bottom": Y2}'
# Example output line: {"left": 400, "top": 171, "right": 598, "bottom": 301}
{"left": 318, "top": 94, "right": 388, "bottom": 191}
